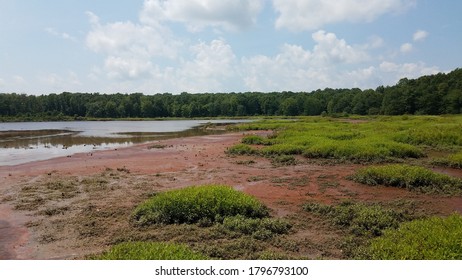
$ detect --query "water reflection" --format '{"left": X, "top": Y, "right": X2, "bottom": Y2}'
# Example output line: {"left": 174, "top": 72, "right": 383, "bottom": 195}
{"left": 0, "top": 120, "right": 244, "bottom": 166}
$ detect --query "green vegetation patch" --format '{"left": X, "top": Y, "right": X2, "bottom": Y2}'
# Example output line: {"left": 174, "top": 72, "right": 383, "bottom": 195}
{"left": 231, "top": 117, "right": 436, "bottom": 163}
{"left": 434, "top": 151, "right": 462, "bottom": 169}
{"left": 241, "top": 135, "right": 270, "bottom": 145}
{"left": 351, "top": 164, "right": 462, "bottom": 195}
{"left": 364, "top": 214, "right": 462, "bottom": 260}
{"left": 303, "top": 138, "right": 423, "bottom": 162}
{"left": 94, "top": 242, "right": 207, "bottom": 260}
{"left": 270, "top": 155, "right": 297, "bottom": 166}
{"left": 222, "top": 215, "right": 292, "bottom": 241}
{"left": 133, "top": 185, "right": 269, "bottom": 226}
{"left": 394, "top": 126, "right": 462, "bottom": 148}
{"left": 303, "top": 201, "right": 412, "bottom": 237}
{"left": 226, "top": 144, "right": 258, "bottom": 155}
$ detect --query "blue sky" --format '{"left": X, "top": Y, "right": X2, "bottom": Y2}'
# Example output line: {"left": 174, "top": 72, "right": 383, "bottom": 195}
{"left": 1, "top": 0, "right": 461, "bottom": 95}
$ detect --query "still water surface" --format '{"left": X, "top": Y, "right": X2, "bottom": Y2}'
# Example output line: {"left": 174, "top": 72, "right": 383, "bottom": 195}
{"left": 0, "top": 120, "right": 248, "bottom": 166}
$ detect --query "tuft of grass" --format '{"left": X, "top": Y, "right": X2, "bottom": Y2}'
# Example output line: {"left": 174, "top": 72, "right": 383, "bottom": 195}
{"left": 351, "top": 164, "right": 462, "bottom": 195}
{"left": 148, "top": 144, "right": 167, "bottom": 149}
{"left": 433, "top": 151, "right": 462, "bottom": 169}
{"left": 271, "top": 155, "right": 297, "bottom": 166}
{"left": 241, "top": 135, "right": 269, "bottom": 145}
{"left": 303, "top": 201, "right": 412, "bottom": 237}
{"left": 394, "top": 127, "right": 462, "bottom": 148}
{"left": 229, "top": 116, "right": 437, "bottom": 163}
{"left": 363, "top": 214, "right": 462, "bottom": 260}
{"left": 133, "top": 185, "right": 269, "bottom": 226}
{"left": 302, "top": 139, "right": 423, "bottom": 162}
{"left": 93, "top": 242, "right": 208, "bottom": 260}
{"left": 261, "top": 144, "right": 304, "bottom": 156}
{"left": 226, "top": 144, "right": 257, "bottom": 155}
{"left": 222, "top": 215, "right": 292, "bottom": 240}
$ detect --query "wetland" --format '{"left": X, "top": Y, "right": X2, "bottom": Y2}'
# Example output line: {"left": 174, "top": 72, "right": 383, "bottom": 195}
{"left": 1, "top": 116, "right": 462, "bottom": 260}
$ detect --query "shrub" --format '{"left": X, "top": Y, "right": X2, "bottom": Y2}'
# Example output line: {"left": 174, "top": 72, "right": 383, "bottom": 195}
{"left": 133, "top": 185, "right": 269, "bottom": 225}
{"left": 351, "top": 164, "right": 462, "bottom": 195}
{"left": 364, "top": 214, "right": 462, "bottom": 259}
{"left": 94, "top": 242, "right": 207, "bottom": 260}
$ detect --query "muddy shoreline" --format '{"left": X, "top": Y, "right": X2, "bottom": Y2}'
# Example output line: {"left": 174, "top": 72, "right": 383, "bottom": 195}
{"left": 1, "top": 131, "right": 461, "bottom": 260}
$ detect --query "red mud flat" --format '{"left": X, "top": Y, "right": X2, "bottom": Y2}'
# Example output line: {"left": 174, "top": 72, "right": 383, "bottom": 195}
{"left": 1, "top": 131, "right": 462, "bottom": 259}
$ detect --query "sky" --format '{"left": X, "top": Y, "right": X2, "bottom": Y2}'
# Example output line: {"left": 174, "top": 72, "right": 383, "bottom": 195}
{"left": 1, "top": 0, "right": 461, "bottom": 95}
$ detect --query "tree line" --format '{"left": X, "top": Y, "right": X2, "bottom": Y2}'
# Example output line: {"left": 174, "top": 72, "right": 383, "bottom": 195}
{"left": 1, "top": 68, "right": 461, "bottom": 120}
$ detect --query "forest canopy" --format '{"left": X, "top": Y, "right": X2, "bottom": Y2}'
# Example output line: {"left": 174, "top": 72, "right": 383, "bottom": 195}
{"left": 1, "top": 68, "right": 461, "bottom": 120}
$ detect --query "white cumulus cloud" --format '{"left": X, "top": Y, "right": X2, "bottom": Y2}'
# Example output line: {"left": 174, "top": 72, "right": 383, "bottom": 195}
{"left": 242, "top": 29, "right": 441, "bottom": 92}
{"left": 242, "top": 30, "right": 370, "bottom": 91}
{"left": 413, "top": 29, "right": 428, "bottom": 42}
{"left": 86, "top": 11, "right": 178, "bottom": 59}
{"left": 83, "top": 1, "right": 440, "bottom": 94}
{"left": 400, "top": 42, "right": 413, "bottom": 53}
{"left": 141, "top": 0, "right": 263, "bottom": 31}
{"left": 177, "top": 39, "right": 238, "bottom": 91}
{"left": 104, "top": 56, "right": 154, "bottom": 80}
{"left": 273, "top": 0, "right": 416, "bottom": 31}
{"left": 379, "top": 61, "right": 439, "bottom": 81}
{"left": 312, "top": 30, "right": 369, "bottom": 63}
{"left": 85, "top": 11, "right": 179, "bottom": 80}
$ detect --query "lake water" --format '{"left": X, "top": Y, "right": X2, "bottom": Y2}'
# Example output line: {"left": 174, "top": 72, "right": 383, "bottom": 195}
{"left": 0, "top": 120, "right": 249, "bottom": 166}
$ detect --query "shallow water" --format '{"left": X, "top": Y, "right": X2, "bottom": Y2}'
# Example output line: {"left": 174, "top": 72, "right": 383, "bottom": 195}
{"left": 0, "top": 120, "right": 248, "bottom": 166}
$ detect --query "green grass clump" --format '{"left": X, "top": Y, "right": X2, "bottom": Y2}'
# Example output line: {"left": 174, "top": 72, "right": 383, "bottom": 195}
{"left": 241, "top": 135, "right": 269, "bottom": 145}
{"left": 226, "top": 144, "right": 257, "bottom": 155}
{"left": 447, "top": 152, "right": 462, "bottom": 168}
{"left": 270, "top": 155, "right": 297, "bottom": 166}
{"left": 133, "top": 185, "right": 269, "bottom": 226}
{"left": 351, "top": 164, "right": 462, "bottom": 195}
{"left": 261, "top": 144, "right": 304, "bottom": 156}
{"left": 303, "top": 201, "right": 411, "bottom": 237}
{"left": 364, "top": 214, "right": 462, "bottom": 259}
{"left": 229, "top": 116, "right": 438, "bottom": 163}
{"left": 303, "top": 139, "right": 423, "bottom": 162}
{"left": 394, "top": 126, "right": 462, "bottom": 147}
{"left": 222, "top": 215, "right": 292, "bottom": 240}
{"left": 434, "top": 151, "right": 462, "bottom": 169}
{"left": 94, "top": 242, "right": 207, "bottom": 260}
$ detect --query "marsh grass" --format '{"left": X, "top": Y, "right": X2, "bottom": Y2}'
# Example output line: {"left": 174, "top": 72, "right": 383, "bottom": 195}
{"left": 303, "top": 200, "right": 421, "bottom": 258}
{"left": 303, "top": 201, "right": 413, "bottom": 237}
{"left": 394, "top": 126, "right": 462, "bottom": 148}
{"left": 222, "top": 215, "right": 292, "bottom": 240}
{"left": 226, "top": 144, "right": 257, "bottom": 155}
{"left": 241, "top": 135, "right": 270, "bottom": 145}
{"left": 363, "top": 214, "right": 462, "bottom": 260}
{"left": 93, "top": 242, "right": 208, "bottom": 260}
{"left": 351, "top": 164, "right": 462, "bottom": 195}
{"left": 132, "top": 185, "right": 269, "bottom": 226}
{"left": 270, "top": 155, "right": 297, "bottom": 166}
{"left": 229, "top": 116, "right": 459, "bottom": 163}
{"left": 433, "top": 151, "right": 462, "bottom": 168}
{"left": 231, "top": 116, "right": 462, "bottom": 164}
